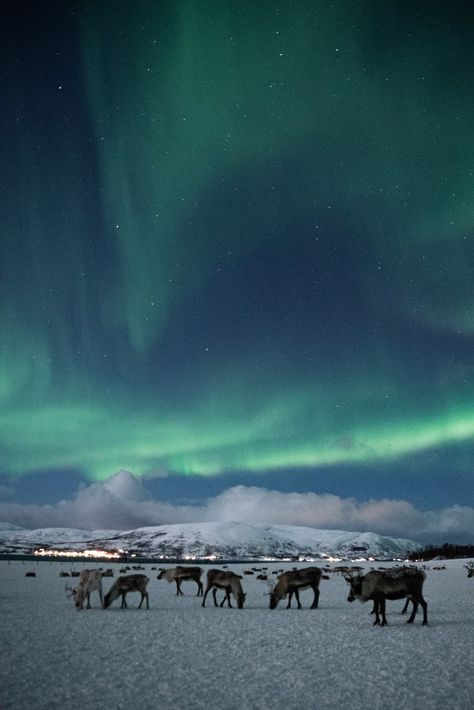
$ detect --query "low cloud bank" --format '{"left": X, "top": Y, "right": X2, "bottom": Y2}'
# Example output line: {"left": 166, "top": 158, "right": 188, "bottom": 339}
{"left": 0, "top": 470, "right": 472, "bottom": 543}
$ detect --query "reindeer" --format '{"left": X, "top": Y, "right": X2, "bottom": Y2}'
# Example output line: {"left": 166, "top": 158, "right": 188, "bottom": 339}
{"left": 202, "top": 570, "right": 246, "bottom": 609}
{"left": 268, "top": 567, "right": 326, "bottom": 609}
{"left": 345, "top": 568, "right": 428, "bottom": 626}
{"left": 369, "top": 568, "right": 418, "bottom": 616}
{"left": 464, "top": 561, "right": 474, "bottom": 578}
{"left": 65, "top": 569, "right": 104, "bottom": 610}
{"left": 157, "top": 566, "right": 203, "bottom": 596}
{"left": 103, "top": 574, "right": 150, "bottom": 609}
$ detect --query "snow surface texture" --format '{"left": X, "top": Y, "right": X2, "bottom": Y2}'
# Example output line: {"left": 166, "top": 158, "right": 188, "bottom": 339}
{"left": 0, "top": 558, "right": 472, "bottom": 710}
{"left": 0, "top": 520, "right": 421, "bottom": 559}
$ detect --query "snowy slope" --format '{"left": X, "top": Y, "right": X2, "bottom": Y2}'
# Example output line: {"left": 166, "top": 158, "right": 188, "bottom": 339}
{"left": 0, "top": 520, "right": 421, "bottom": 559}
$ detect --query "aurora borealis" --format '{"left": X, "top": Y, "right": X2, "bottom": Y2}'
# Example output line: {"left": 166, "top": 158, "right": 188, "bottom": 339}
{"left": 1, "top": 1, "right": 474, "bottom": 538}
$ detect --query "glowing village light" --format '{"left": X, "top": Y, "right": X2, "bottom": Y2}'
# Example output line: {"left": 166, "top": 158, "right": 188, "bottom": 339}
{"left": 33, "top": 548, "right": 122, "bottom": 559}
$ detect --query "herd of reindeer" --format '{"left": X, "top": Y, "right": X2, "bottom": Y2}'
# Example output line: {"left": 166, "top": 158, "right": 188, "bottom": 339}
{"left": 61, "top": 560, "right": 473, "bottom": 625}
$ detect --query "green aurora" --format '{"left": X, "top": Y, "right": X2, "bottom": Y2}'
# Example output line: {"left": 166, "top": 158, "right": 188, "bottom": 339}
{"left": 1, "top": 0, "right": 474, "bottom": 506}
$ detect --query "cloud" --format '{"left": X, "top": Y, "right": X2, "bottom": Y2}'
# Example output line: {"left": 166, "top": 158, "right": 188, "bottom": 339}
{"left": 0, "top": 472, "right": 472, "bottom": 543}
{"left": 0, "top": 483, "right": 14, "bottom": 498}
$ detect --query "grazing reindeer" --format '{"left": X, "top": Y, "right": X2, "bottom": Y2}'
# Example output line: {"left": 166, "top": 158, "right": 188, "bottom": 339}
{"left": 202, "top": 570, "right": 246, "bottom": 609}
{"left": 103, "top": 574, "right": 150, "bottom": 609}
{"left": 65, "top": 569, "right": 104, "bottom": 610}
{"left": 268, "top": 567, "right": 326, "bottom": 609}
{"left": 464, "top": 561, "right": 474, "bottom": 578}
{"left": 157, "top": 566, "right": 204, "bottom": 596}
{"left": 345, "top": 568, "right": 428, "bottom": 626}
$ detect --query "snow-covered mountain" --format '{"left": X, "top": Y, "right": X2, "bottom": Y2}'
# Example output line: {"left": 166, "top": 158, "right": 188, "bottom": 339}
{"left": 0, "top": 521, "right": 421, "bottom": 559}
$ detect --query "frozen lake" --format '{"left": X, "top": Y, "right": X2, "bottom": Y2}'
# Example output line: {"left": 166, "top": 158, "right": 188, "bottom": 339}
{"left": 0, "top": 558, "right": 472, "bottom": 709}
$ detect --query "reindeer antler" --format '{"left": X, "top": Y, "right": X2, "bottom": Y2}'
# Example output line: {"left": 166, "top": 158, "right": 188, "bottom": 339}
{"left": 343, "top": 567, "right": 363, "bottom": 583}
{"left": 263, "top": 579, "right": 275, "bottom": 593}
{"left": 64, "top": 584, "right": 76, "bottom": 599}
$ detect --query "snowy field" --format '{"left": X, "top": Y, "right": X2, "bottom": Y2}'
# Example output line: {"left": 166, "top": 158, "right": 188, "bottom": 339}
{"left": 0, "top": 558, "right": 472, "bottom": 710}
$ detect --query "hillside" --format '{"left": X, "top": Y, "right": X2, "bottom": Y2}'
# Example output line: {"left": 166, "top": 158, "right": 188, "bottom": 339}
{"left": 0, "top": 521, "right": 421, "bottom": 560}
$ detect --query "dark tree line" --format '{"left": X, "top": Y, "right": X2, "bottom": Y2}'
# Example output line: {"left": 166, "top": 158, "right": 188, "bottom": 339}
{"left": 409, "top": 542, "right": 474, "bottom": 561}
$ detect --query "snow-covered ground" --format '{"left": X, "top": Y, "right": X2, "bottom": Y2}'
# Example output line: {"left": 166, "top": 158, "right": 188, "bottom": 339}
{"left": 0, "top": 558, "right": 472, "bottom": 710}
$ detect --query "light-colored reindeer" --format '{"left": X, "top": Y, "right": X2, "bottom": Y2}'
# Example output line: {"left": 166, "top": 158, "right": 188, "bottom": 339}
{"left": 157, "top": 566, "right": 203, "bottom": 596}
{"left": 65, "top": 569, "right": 104, "bottom": 610}
{"left": 202, "top": 570, "right": 246, "bottom": 609}
{"left": 103, "top": 574, "right": 150, "bottom": 609}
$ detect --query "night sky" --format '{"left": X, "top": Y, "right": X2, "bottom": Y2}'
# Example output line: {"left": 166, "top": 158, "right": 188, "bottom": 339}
{"left": 1, "top": 1, "right": 473, "bottom": 541}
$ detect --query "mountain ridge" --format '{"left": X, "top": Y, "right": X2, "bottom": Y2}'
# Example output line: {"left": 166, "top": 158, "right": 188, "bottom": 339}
{"left": 0, "top": 520, "right": 421, "bottom": 560}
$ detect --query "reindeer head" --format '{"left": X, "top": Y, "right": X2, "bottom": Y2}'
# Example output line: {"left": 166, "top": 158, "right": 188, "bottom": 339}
{"left": 235, "top": 591, "right": 246, "bottom": 609}
{"left": 65, "top": 584, "right": 77, "bottom": 601}
{"left": 343, "top": 572, "right": 362, "bottom": 602}
{"left": 258, "top": 578, "right": 275, "bottom": 607}
{"left": 74, "top": 585, "right": 88, "bottom": 609}
{"left": 267, "top": 579, "right": 286, "bottom": 609}
{"left": 65, "top": 582, "right": 87, "bottom": 609}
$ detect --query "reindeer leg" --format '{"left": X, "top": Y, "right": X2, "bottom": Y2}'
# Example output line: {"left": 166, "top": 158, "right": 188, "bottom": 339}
{"left": 196, "top": 581, "right": 203, "bottom": 596}
{"left": 373, "top": 598, "right": 381, "bottom": 625}
{"left": 407, "top": 599, "right": 419, "bottom": 623}
{"left": 380, "top": 597, "right": 388, "bottom": 626}
{"left": 286, "top": 590, "right": 293, "bottom": 609}
{"left": 419, "top": 597, "right": 428, "bottom": 625}
{"left": 401, "top": 598, "right": 410, "bottom": 614}
{"left": 311, "top": 585, "right": 320, "bottom": 609}
{"left": 222, "top": 590, "right": 232, "bottom": 608}
{"left": 294, "top": 589, "right": 302, "bottom": 609}
{"left": 138, "top": 591, "right": 149, "bottom": 609}
{"left": 86, "top": 592, "right": 91, "bottom": 609}
{"left": 202, "top": 586, "right": 211, "bottom": 607}
{"left": 212, "top": 588, "right": 219, "bottom": 607}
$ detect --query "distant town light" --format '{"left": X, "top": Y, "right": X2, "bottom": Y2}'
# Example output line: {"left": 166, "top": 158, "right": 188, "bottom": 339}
{"left": 33, "top": 548, "right": 121, "bottom": 559}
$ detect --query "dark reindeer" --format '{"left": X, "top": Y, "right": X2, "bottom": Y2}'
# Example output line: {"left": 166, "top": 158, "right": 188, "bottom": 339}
{"left": 345, "top": 568, "right": 428, "bottom": 626}
{"left": 369, "top": 567, "right": 418, "bottom": 617}
{"left": 103, "top": 574, "right": 150, "bottom": 609}
{"left": 202, "top": 570, "right": 246, "bottom": 609}
{"left": 464, "top": 561, "right": 474, "bottom": 578}
{"left": 268, "top": 567, "right": 327, "bottom": 609}
{"left": 157, "top": 566, "right": 204, "bottom": 596}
